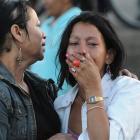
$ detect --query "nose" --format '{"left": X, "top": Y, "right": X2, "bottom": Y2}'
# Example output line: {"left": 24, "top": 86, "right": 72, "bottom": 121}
{"left": 78, "top": 41, "right": 87, "bottom": 54}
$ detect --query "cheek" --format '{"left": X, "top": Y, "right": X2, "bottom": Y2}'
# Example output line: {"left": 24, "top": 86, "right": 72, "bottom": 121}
{"left": 33, "top": 30, "right": 42, "bottom": 43}
{"left": 66, "top": 47, "right": 75, "bottom": 55}
{"left": 90, "top": 50, "right": 107, "bottom": 68}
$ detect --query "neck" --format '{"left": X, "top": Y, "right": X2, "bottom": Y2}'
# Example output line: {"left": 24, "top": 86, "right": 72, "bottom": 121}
{"left": 0, "top": 53, "right": 26, "bottom": 84}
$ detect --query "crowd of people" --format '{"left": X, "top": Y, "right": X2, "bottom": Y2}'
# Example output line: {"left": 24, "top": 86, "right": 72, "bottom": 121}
{"left": 0, "top": 0, "right": 140, "bottom": 140}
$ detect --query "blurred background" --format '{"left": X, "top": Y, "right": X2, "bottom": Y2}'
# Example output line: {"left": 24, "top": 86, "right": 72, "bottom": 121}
{"left": 30, "top": 0, "right": 140, "bottom": 78}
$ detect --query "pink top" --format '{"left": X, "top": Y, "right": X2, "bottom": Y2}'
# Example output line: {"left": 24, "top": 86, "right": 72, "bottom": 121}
{"left": 68, "top": 128, "right": 80, "bottom": 140}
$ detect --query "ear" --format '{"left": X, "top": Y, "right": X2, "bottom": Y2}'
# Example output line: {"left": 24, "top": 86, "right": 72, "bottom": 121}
{"left": 105, "top": 49, "right": 115, "bottom": 64}
{"left": 10, "top": 24, "right": 26, "bottom": 43}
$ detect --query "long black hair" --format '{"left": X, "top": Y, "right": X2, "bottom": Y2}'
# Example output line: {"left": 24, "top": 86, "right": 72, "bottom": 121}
{"left": 57, "top": 12, "right": 125, "bottom": 90}
{"left": 0, "top": 0, "right": 31, "bottom": 52}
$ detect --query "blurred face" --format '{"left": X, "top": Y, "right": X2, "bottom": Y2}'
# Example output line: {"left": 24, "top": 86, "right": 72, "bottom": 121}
{"left": 43, "top": 0, "right": 67, "bottom": 17}
{"left": 67, "top": 22, "right": 112, "bottom": 76}
{"left": 22, "top": 8, "right": 45, "bottom": 62}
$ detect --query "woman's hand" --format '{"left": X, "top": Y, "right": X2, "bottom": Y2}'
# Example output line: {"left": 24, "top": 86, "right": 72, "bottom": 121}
{"left": 66, "top": 52, "right": 102, "bottom": 96}
{"left": 48, "top": 133, "right": 74, "bottom": 140}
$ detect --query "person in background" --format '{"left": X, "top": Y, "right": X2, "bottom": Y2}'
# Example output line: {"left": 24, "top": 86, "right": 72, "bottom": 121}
{"left": 54, "top": 12, "right": 140, "bottom": 140}
{"left": 31, "top": 0, "right": 82, "bottom": 95}
{"left": 0, "top": 1, "right": 73, "bottom": 140}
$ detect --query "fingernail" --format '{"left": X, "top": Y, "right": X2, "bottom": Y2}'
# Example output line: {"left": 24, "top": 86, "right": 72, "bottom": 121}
{"left": 66, "top": 53, "right": 69, "bottom": 58}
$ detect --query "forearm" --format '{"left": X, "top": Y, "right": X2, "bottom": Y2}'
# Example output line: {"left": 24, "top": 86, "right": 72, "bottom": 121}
{"left": 85, "top": 85, "right": 109, "bottom": 140}
{"left": 87, "top": 102, "right": 109, "bottom": 140}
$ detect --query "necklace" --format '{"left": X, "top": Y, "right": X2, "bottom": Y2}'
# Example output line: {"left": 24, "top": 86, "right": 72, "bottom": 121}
{"left": 18, "top": 80, "right": 29, "bottom": 94}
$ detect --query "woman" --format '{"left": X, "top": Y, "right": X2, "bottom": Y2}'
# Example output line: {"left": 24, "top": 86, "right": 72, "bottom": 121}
{"left": 0, "top": 0, "right": 63, "bottom": 140}
{"left": 54, "top": 12, "right": 140, "bottom": 140}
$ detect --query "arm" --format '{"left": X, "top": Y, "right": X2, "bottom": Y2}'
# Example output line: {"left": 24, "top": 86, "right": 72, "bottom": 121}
{"left": 82, "top": 71, "right": 109, "bottom": 140}
{"left": 67, "top": 53, "right": 109, "bottom": 140}
{"left": 48, "top": 133, "right": 74, "bottom": 140}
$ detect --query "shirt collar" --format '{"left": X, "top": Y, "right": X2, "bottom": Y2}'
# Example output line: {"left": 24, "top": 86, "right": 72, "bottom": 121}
{"left": 55, "top": 73, "right": 114, "bottom": 109}
{"left": 54, "top": 84, "right": 78, "bottom": 109}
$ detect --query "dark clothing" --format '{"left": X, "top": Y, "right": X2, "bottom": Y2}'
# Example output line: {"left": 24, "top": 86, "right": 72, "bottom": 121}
{"left": 27, "top": 79, "right": 58, "bottom": 140}
{"left": 0, "top": 62, "right": 61, "bottom": 140}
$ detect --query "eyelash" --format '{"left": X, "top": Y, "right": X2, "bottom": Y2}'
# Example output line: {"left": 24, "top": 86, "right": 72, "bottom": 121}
{"left": 69, "top": 42, "right": 79, "bottom": 46}
{"left": 88, "top": 43, "right": 97, "bottom": 46}
{"left": 69, "top": 42, "right": 97, "bottom": 47}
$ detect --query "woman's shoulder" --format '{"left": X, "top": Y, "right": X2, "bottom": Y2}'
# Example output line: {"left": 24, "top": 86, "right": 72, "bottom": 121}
{"left": 107, "top": 77, "right": 140, "bottom": 138}
{"left": 113, "top": 75, "right": 140, "bottom": 91}
{"left": 25, "top": 70, "right": 48, "bottom": 82}
{"left": 25, "top": 70, "right": 58, "bottom": 102}
{"left": 0, "top": 80, "right": 14, "bottom": 109}
{"left": 107, "top": 75, "right": 140, "bottom": 114}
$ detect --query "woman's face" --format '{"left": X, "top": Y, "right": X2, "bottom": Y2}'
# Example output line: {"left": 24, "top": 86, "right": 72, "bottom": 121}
{"left": 22, "top": 8, "right": 45, "bottom": 62}
{"left": 67, "top": 22, "right": 112, "bottom": 76}
{"left": 43, "top": 0, "right": 66, "bottom": 17}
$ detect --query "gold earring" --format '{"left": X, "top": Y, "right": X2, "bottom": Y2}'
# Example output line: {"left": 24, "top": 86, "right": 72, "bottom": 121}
{"left": 16, "top": 48, "right": 23, "bottom": 65}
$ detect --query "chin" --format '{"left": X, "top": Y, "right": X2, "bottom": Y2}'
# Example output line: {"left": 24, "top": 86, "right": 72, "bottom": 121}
{"left": 39, "top": 55, "right": 44, "bottom": 61}
{"left": 35, "top": 54, "right": 44, "bottom": 61}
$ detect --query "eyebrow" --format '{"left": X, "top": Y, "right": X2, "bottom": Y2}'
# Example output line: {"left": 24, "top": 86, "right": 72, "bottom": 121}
{"left": 70, "top": 35, "right": 79, "bottom": 40}
{"left": 86, "top": 36, "right": 98, "bottom": 41}
{"left": 70, "top": 36, "right": 98, "bottom": 41}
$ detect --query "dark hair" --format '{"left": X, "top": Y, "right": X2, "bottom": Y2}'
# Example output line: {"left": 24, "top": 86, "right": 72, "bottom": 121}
{"left": 0, "top": 0, "right": 31, "bottom": 52}
{"left": 72, "top": 0, "right": 94, "bottom": 11}
{"left": 57, "top": 11, "right": 125, "bottom": 89}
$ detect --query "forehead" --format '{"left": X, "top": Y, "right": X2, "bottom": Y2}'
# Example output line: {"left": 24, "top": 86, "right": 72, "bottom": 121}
{"left": 70, "top": 22, "right": 102, "bottom": 39}
{"left": 27, "top": 7, "right": 39, "bottom": 23}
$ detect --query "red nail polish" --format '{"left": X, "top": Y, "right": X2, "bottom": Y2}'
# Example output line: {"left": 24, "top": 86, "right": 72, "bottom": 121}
{"left": 73, "top": 59, "right": 80, "bottom": 67}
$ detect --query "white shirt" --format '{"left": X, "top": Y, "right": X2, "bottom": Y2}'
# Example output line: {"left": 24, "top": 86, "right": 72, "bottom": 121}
{"left": 54, "top": 73, "right": 140, "bottom": 140}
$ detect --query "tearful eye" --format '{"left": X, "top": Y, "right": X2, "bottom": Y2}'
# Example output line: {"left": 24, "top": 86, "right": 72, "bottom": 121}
{"left": 69, "top": 42, "right": 79, "bottom": 46}
{"left": 87, "top": 43, "right": 97, "bottom": 47}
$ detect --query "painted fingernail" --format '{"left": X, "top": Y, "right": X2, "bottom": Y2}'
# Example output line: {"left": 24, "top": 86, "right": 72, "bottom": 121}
{"left": 73, "top": 59, "right": 80, "bottom": 67}
{"left": 66, "top": 53, "right": 69, "bottom": 58}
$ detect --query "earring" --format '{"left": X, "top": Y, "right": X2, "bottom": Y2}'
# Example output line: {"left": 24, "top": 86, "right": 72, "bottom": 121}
{"left": 16, "top": 48, "right": 23, "bottom": 65}
{"left": 106, "top": 64, "right": 111, "bottom": 74}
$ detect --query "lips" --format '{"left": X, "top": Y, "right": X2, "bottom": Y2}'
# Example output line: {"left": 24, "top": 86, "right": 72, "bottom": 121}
{"left": 42, "top": 42, "right": 45, "bottom": 46}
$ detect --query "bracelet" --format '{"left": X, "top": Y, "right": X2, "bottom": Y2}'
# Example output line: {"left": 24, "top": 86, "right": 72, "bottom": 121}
{"left": 87, "top": 106, "right": 104, "bottom": 113}
{"left": 86, "top": 96, "right": 104, "bottom": 104}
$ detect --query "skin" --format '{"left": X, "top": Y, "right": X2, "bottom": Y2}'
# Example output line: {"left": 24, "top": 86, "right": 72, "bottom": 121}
{"left": 2, "top": 7, "right": 73, "bottom": 140}
{"left": 66, "top": 22, "right": 112, "bottom": 140}
{"left": 21, "top": 7, "right": 46, "bottom": 64}
{"left": 0, "top": 7, "right": 45, "bottom": 88}
{"left": 67, "top": 22, "right": 112, "bottom": 77}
